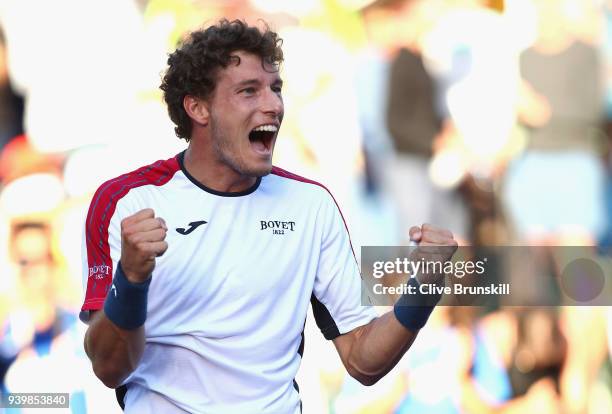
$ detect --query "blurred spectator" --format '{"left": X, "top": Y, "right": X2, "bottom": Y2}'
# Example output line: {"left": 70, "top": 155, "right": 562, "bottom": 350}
{"left": 0, "top": 222, "right": 72, "bottom": 386}
{"left": 505, "top": 0, "right": 607, "bottom": 245}
{"left": 383, "top": 0, "right": 471, "bottom": 244}
{"left": 0, "top": 204, "right": 113, "bottom": 413}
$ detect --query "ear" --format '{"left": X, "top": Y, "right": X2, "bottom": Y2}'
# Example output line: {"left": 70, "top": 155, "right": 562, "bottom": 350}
{"left": 183, "top": 95, "right": 210, "bottom": 127}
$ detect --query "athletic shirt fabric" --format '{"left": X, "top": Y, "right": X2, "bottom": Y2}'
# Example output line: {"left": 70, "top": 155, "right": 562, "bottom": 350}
{"left": 80, "top": 151, "right": 377, "bottom": 414}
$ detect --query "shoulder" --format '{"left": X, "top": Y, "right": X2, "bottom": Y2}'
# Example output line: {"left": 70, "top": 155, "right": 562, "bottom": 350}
{"left": 86, "top": 154, "right": 181, "bottom": 223}
{"left": 92, "top": 155, "right": 181, "bottom": 197}
{"left": 266, "top": 166, "right": 349, "bottom": 229}
{"left": 267, "top": 165, "right": 336, "bottom": 203}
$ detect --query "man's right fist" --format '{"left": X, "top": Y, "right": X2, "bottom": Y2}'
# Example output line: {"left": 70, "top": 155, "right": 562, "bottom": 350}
{"left": 120, "top": 208, "right": 168, "bottom": 283}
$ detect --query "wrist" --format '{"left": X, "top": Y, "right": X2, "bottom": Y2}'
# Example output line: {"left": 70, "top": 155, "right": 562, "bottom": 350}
{"left": 121, "top": 264, "right": 151, "bottom": 284}
{"left": 414, "top": 270, "right": 444, "bottom": 286}
{"left": 104, "top": 262, "right": 151, "bottom": 330}
{"left": 393, "top": 277, "right": 441, "bottom": 331}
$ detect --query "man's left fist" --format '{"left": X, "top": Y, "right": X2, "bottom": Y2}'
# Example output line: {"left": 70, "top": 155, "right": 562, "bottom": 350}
{"left": 409, "top": 223, "right": 458, "bottom": 283}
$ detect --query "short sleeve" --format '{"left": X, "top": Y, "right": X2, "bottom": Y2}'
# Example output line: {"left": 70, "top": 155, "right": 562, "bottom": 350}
{"left": 311, "top": 191, "right": 377, "bottom": 340}
{"left": 79, "top": 189, "right": 123, "bottom": 323}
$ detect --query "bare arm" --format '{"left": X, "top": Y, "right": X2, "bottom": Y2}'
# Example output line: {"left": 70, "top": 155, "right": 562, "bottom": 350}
{"left": 333, "top": 224, "right": 456, "bottom": 385}
{"left": 332, "top": 311, "right": 419, "bottom": 386}
{"left": 84, "top": 310, "right": 145, "bottom": 388}
{"left": 83, "top": 208, "right": 167, "bottom": 388}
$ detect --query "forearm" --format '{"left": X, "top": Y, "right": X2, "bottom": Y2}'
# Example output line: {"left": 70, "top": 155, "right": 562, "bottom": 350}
{"left": 341, "top": 311, "right": 418, "bottom": 385}
{"left": 84, "top": 311, "right": 145, "bottom": 388}
{"left": 335, "top": 225, "right": 455, "bottom": 386}
{"left": 343, "top": 275, "right": 442, "bottom": 384}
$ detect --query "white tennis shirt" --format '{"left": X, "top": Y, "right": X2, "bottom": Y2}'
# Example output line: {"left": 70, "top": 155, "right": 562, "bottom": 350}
{"left": 80, "top": 152, "right": 377, "bottom": 413}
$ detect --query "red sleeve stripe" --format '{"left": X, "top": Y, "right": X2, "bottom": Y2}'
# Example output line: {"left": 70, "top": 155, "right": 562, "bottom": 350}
{"left": 82, "top": 155, "right": 180, "bottom": 310}
{"left": 270, "top": 166, "right": 357, "bottom": 263}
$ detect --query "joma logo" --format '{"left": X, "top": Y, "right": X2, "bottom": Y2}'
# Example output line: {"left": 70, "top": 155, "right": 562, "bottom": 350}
{"left": 260, "top": 220, "right": 296, "bottom": 235}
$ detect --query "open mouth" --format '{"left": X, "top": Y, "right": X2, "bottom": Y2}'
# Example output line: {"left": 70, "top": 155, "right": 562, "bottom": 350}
{"left": 248, "top": 124, "right": 277, "bottom": 155}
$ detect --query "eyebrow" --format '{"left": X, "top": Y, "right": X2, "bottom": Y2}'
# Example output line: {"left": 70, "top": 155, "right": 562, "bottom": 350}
{"left": 235, "top": 79, "right": 260, "bottom": 88}
{"left": 234, "top": 78, "right": 283, "bottom": 89}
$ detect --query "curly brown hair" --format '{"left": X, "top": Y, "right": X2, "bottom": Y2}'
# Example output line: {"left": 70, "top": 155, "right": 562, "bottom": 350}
{"left": 160, "top": 19, "right": 284, "bottom": 142}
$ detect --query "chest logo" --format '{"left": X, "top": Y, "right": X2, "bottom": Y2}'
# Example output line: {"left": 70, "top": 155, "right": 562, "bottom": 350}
{"left": 260, "top": 220, "right": 296, "bottom": 235}
{"left": 176, "top": 220, "right": 207, "bottom": 235}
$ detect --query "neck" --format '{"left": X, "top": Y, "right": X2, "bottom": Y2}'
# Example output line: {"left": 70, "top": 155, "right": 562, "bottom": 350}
{"left": 183, "top": 143, "right": 257, "bottom": 193}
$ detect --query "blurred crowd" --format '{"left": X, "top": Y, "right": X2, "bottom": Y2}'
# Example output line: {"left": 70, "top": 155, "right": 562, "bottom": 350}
{"left": 0, "top": 0, "right": 610, "bottom": 413}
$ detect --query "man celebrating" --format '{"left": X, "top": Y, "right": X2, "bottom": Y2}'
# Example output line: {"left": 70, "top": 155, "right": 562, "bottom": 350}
{"left": 81, "top": 19, "right": 456, "bottom": 413}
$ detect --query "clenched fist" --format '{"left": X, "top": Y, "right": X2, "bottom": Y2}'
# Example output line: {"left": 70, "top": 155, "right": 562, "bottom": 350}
{"left": 409, "top": 223, "right": 458, "bottom": 284}
{"left": 120, "top": 208, "right": 168, "bottom": 283}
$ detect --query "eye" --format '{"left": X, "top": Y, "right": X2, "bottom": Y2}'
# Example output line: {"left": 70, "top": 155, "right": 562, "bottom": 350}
{"left": 240, "top": 87, "right": 257, "bottom": 95}
{"left": 271, "top": 85, "right": 282, "bottom": 94}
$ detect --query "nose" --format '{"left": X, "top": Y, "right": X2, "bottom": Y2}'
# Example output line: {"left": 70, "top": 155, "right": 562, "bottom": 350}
{"left": 262, "top": 88, "right": 283, "bottom": 118}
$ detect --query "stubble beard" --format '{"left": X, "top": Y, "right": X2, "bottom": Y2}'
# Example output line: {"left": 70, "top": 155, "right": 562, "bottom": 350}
{"left": 210, "top": 115, "right": 273, "bottom": 178}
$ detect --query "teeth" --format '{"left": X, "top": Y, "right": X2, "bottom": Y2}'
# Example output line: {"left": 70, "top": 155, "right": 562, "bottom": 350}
{"left": 252, "top": 124, "right": 278, "bottom": 132}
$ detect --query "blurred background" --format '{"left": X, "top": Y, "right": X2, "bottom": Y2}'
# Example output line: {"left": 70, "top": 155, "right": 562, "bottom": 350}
{"left": 0, "top": 0, "right": 611, "bottom": 412}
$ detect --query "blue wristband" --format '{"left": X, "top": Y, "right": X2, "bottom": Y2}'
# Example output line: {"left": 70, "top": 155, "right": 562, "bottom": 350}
{"left": 103, "top": 262, "right": 151, "bottom": 330}
{"left": 393, "top": 277, "right": 441, "bottom": 331}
